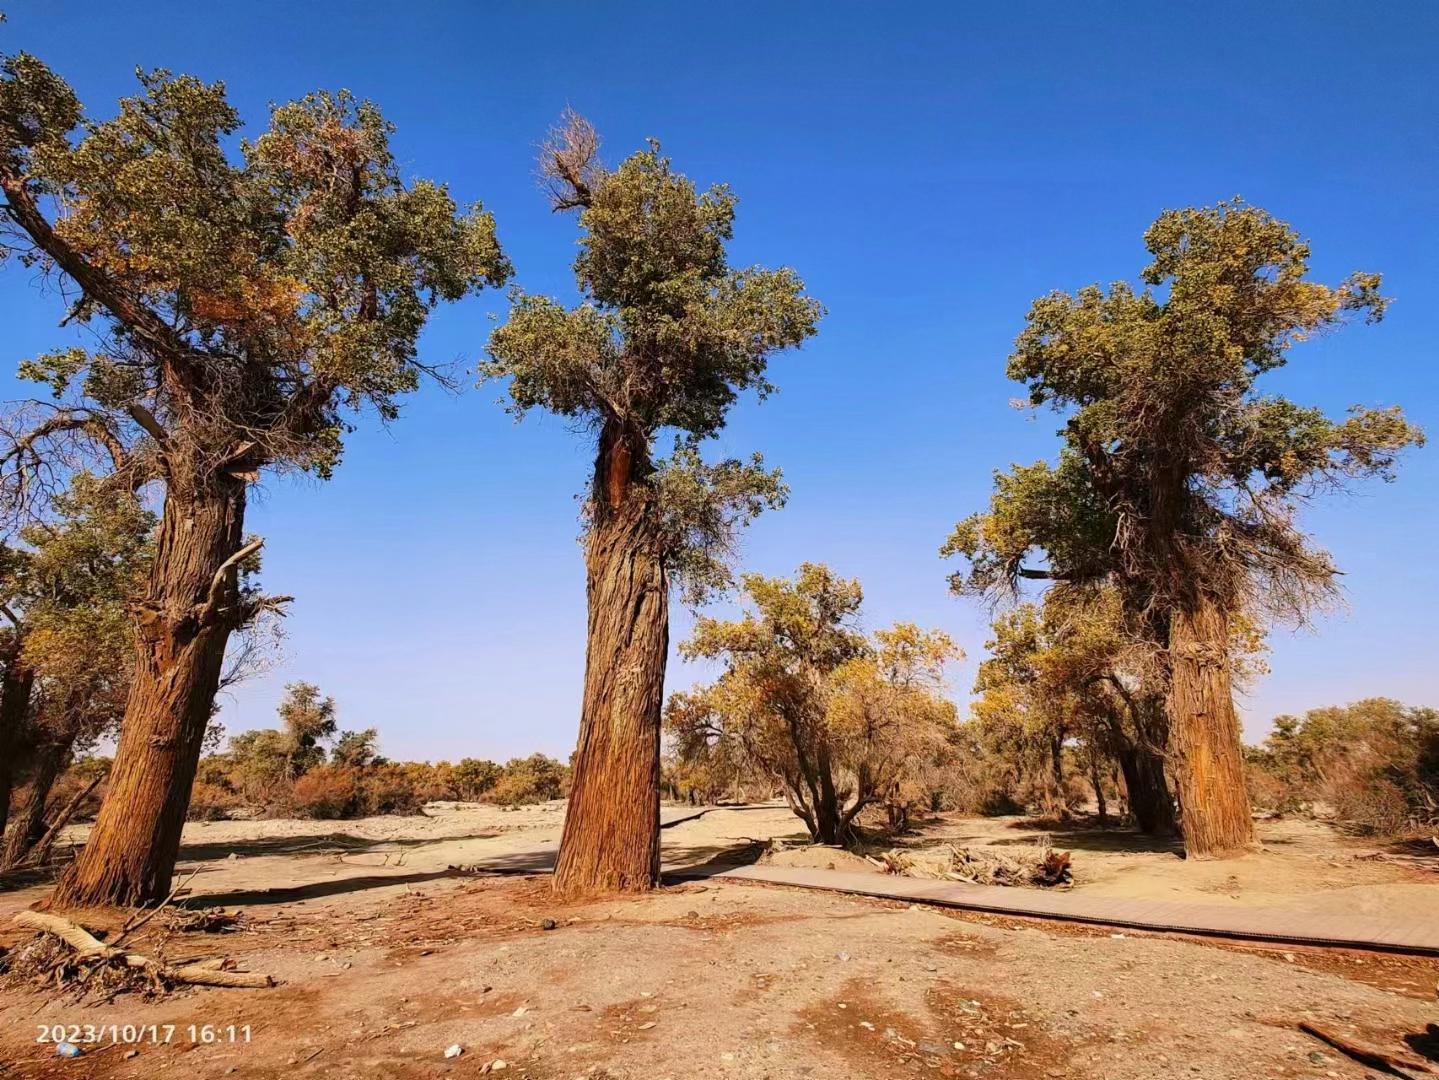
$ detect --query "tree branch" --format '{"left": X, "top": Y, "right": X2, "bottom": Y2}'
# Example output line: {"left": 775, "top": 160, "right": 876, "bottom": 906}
{"left": 0, "top": 169, "right": 202, "bottom": 371}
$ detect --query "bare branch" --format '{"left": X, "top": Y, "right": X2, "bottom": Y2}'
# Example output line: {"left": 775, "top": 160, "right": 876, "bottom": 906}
{"left": 539, "top": 109, "right": 601, "bottom": 211}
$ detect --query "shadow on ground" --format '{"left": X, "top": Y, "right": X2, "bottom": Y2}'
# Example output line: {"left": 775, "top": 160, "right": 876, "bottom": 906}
{"left": 1405, "top": 1024, "right": 1439, "bottom": 1063}
{"left": 177, "top": 830, "right": 501, "bottom": 861}
{"left": 178, "top": 835, "right": 773, "bottom": 909}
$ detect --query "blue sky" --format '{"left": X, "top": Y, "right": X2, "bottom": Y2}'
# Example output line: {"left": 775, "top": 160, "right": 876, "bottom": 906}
{"left": 3, "top": 2, "right": 1435, "bottom": 760}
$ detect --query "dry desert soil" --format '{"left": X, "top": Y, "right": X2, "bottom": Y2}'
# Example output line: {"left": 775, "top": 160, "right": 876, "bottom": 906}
{"left": 0, "top": 803, "right": 1436, "bottom": 1080}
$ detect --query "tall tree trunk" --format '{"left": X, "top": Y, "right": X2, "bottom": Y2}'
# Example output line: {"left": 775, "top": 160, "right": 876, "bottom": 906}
{"left": 51, "top": 480, "right": 247, "bottom": 907}
{"left": 0, "top": 652, "right": 34, "bottom": 840}
{"left": 1167, "top": 594, "right": 1254, "bottom": 858}
{"left": 1, "top": 734, "right": 66, "bottom": 870}
{"left": 553, "top": 423, "right": 666, "bottom": 896}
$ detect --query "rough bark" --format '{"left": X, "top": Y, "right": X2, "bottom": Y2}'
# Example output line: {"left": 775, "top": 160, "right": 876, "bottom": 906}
{"left": 1, "top": 734, "right": 65, "bottom": 869}
{"left": 1166, "top": 594, "right": 1255, "bottom": 857}
{"left": 51, "top": 478, "right": 247, "bottom": 907}
{"left": 552, "top": 423, "right": 666, "bottom": 896}
{"left": 0, "top": 652, "right": 33, "bottom": 840}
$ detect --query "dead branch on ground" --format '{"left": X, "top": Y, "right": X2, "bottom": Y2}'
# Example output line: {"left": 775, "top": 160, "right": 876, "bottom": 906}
{"left": 8, "top": 911, "right": 273, "bottom": 995}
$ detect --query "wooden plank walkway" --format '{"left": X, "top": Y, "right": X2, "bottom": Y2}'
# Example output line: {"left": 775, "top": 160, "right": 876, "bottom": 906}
{"left": 675, "top": 863, "right": 1439, "bottom": 956}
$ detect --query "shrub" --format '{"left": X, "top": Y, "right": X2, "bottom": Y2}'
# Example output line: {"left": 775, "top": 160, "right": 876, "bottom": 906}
{"left": 452, "top": 758, "right": 502, "bottom": 801}
{"left": 489, "top": 754, "right": 567, "bottom": 806}
{"left": 288, "top": 765, "right": 362, "bottom": 820}
{"left": 1249, "top": 699, "right": 1439, "bottom": 836}
{"left": 359, "top": 763, "right": 426, "bottom": 815}
{"left": 188, "top": 781, "right": 244, "bottom": 822}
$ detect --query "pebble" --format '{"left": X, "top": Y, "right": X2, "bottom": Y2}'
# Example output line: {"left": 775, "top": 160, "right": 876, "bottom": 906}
{"left": 540, "top": 918, "right": 558, "bottom": 930}
{"left": 444, "top": 1045, "right": 464, "bottom": 1059}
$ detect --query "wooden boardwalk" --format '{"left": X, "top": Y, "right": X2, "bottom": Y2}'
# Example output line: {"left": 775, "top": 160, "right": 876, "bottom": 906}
{"left": 675, "top": 863, "right": 1439, "bottom": 955}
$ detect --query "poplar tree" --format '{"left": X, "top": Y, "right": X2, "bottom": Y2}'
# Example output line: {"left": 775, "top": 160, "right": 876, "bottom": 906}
{"left": 946, "top": 200, "right": 1423, "bottom": 857}
{"left": 0, "top": 53, "right": 508, "bottom": 904}
{"left": 484, "top": 114, "right": 820, "bottom": 893}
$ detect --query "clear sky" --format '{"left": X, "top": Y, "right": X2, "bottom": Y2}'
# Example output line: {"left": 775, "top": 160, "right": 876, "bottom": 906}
{"left": 3, "top": 2, "right": 1435, "bottom": 760}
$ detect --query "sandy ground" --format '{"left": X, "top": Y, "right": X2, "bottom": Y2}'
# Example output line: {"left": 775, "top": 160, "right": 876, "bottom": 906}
{"left": 0, "top": 803, "right": 1436, "bottom": 1079}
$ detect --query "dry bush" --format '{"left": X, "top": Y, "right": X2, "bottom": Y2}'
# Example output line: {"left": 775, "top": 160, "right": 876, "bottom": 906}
{"left": 1249, "top": 699, "right": 1439, "bottom": 836}
{"left": 187, "top": 781, "right": 244, "bottom": 822}
{"left": 359, "top": 763, "right": 428, "bottom": 815}
{"left": 1331, "top": 777, "right": 1412, "bottom": 837}
{"left": 488, "top": 754, "right": 568, "bottom": 806}
{"left": 286, "top": 765, "right": 362, "bottom": 820}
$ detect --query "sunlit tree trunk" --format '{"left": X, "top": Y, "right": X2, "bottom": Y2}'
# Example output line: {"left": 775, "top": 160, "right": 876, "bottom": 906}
{"left": 1167, "top": 594, "right": 1254, "bottom": 858}
{"left": 553, "top": 424, "right": 666, "bottom": 896}
{"left": 1, "top": 733, "right": 66, "bottom": 869}
{"left": 0, "top": 652, "right": 33, "bottom": 840}
{"left": 52, "top": 477, "right": 247, "bottom": 907}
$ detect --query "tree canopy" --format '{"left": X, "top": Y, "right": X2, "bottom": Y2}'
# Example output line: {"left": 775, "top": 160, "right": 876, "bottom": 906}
{"left": 483, "top": 113, "right": 821, "bottom": 603}
{"left": 669, "top": 564, "right": 961, "bottom": 842}
{"left": 945, "top": 199, "right": 1424, "bottom": 624}
{"left": 0, "top": 54, "right": 511, "bottom": 513}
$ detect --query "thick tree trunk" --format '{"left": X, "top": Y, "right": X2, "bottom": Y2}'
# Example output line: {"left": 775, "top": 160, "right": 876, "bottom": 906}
{"left": 1166, "top": 595, "right": 1254, "bottom": 858}
{"left": 51, "top": 480, "right": 247, "bottom": 907}
{"left": 1, "top": 735, "right": 66, "bottom": 869}
{"left": 553, "top": 423, "right": 666, "bottom": 896}
{"left": 0, "top": 653, "right": 34, "bottom": 840}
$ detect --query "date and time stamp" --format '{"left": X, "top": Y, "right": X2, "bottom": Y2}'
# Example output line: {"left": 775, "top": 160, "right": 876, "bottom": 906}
{"left": 37, "top": 1023, "right": 253, "bottom": 1046}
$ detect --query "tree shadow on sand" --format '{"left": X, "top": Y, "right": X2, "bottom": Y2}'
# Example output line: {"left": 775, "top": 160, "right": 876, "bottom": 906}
{"left": 176, "top": 830, "right": 502, "bottom": 862}
{"left": 892, "top": 815, "right": 1185, "bottom": 856}
{"left": 1405, "top": 1024, "right": 1439, "bottom": 1064}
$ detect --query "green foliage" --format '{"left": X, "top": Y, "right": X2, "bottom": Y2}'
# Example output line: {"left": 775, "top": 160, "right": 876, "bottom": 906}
{"left": 276, "top": 681, "right": 337, "bottom": 777}
{"left": 225, "top": 728, "right": 293, "bottom": 802}
{"left": 488, "top": 753, "right": 569, "bottom": 806}
{"left": 482, "top": 114, "right": 819, "bottom": 603}
{"left": 1, "top": 475, "right": 154, "bottom": 754}
{"left": 331, "top": 727, "right": 381, "bottom": 768}
{"left": 0, "top": 51, "right": 510, "bottom": 502}
{"left": 670, "top": 564, "right": 961, "bottom": 840}
{"left": 946, "top": 199, "right": 1424, "bottom": 624}
{"left": 450, "top": 757, "right": 502, "bottom": 800}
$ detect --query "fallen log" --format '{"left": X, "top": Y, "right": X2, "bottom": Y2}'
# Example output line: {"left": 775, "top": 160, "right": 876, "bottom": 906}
{"left": 1298, "top": 1021, "right": 1434, "bottom": 1079}
{"left": 12, "top": 911, "right": 274, "bottom": 989}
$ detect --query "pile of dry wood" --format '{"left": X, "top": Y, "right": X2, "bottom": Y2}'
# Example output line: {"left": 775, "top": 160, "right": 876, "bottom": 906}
{"left": 2, "top": 911, "right": 273, "bottom": 999}
{"left": 875, "top": 839, "right": 1072, "bottom": 888}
